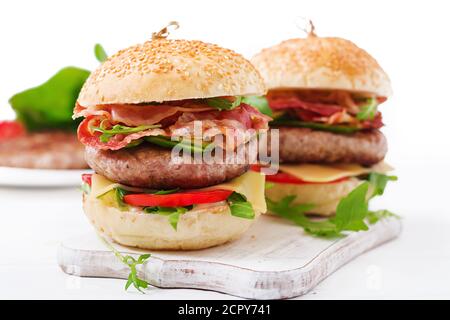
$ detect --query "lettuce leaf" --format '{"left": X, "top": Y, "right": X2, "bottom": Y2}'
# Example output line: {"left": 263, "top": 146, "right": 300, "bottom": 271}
{"left": 9, "top": 66, "right": 90, "bottom": 131}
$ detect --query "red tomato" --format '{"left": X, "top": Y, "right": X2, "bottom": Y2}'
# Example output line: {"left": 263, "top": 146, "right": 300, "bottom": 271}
{"left": 124, "top": 189, "right": 233, "bottom": 207}
{"left": 81, "top": 174, "right": 92, "bottom": 186}
{"left": 0, "top": 121, "right": 25, "bottom": 141}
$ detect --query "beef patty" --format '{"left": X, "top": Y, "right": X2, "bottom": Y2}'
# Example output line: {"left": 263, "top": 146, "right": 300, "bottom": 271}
{"left": 269, "top": 128, "right": 387, "bottom": 165}
{"left": 85, "top": 143, "right": 255, "bottom": 189}
{"left": 0, "top": 131, "right": 88, "bottom": 169}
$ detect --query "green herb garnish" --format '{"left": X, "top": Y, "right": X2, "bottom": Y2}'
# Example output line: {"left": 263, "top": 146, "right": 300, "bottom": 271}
{"left": 94, "top": 43, "right": 108, "bottom": 63}
{"left": 367, "top": 172, "right": 398, "bottom": 198}
{"left": 80, "top": 183, "right": 91, "bottom": 195}
{"left": 92, "top": 123, "right": 161, "bottom": 143}
{"left": 241, "top": 96, "right": 273, "bottom": 117}
{"left": 356, "top": 98, "right": 378, "bottom": 121}
{"left": 227, "top": 192, "right": 255, "bottom": 219}
{"left": 266, "top": 197, "right": 339, "bottom": 238}
{"left": 145, "top": 135, "right": 213, "bottom": 154}
{"left": 144, "top": 205, "right": 192, "bottom": 230}
{"left": 206, "top": 96, "right": 242, "bottom": 110}
{"left": 98, "top": 235, "right": 151, "bottom": 293}
{"left": 115, "top": 187, "right": 128, "bottom": 210}
{"left": 153, "top": 188, "right": 180, "bottom": 195}
{"left": 268, "top": 173, "right": 398, "bottom": 238}
{"left": 270, "top": 119, "right": 360, "bottom": 134}
{"left": 367, "top": 209, "right": 400, "bottom": 224}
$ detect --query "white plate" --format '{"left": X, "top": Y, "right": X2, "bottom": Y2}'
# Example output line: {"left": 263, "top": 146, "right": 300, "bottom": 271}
{"left": 0, "top": 166, "right": 92, "bottom": 187}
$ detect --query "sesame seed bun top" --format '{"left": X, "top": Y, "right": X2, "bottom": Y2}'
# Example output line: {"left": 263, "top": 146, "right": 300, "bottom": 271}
{"left": 251, "top": 36, "right": 392, "bottom": 97}
{"left": 77, "top": 39, "right": 266, "bottom": 107}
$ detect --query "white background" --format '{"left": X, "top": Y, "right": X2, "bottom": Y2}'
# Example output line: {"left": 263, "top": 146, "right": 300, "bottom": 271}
{"left": 1, "top": 0, "right": 450, "bottom": 299}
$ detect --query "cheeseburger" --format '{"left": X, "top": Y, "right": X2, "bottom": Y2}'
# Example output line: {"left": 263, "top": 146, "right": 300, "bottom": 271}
{"left": 251, "top": 31, "right": 393, "bottom": 216}
{"left": 75, "top": 33, "right": 269, "bottom": 250}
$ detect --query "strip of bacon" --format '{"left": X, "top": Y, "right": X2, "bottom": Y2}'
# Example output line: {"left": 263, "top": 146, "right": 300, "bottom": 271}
{"left": 268, "top": 97, "right": 343, "bottom": 116}
{"left": 77, "top": 116, "right": 166, "bottom": 150}
{"left": 74, "top": 103, "right": 213, "bottom": 126}
{"left": 77, "top": 105, "right": 270, "bottom": 151}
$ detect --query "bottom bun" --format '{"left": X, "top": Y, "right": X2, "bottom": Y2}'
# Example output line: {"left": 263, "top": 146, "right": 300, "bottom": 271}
{"left": 265, "top": 178, "right": 363, "bottom": 216}
{"left": 83, "top": 195, "right": 260, "bottom": 250}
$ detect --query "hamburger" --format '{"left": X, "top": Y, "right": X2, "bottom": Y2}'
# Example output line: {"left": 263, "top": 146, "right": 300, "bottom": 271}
{"left": 0, "top": 67, "right": 90, "bottom": 170}
{"left": 251, "top": 32, "right": 394, "bottom": 216}
{"left": 75, "top": 36, "right": 269, "bottom": 250}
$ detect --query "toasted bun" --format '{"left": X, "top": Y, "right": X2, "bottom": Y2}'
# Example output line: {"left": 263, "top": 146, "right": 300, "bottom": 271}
{"left": 78, "top": 39, "right": 266, "bottom": 107}
{"left": 251, "top": 36, "right": 392, "bottom": 97}
{"left": 266, "top": 178, "right": 362, "bottom": 216}
{"left": 83, "top": 195, "right": 260, "bottom": 250}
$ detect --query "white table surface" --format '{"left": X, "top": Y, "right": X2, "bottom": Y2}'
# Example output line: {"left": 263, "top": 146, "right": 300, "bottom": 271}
{"left": 1, "top": 161, "right": 449, "bottom": 299}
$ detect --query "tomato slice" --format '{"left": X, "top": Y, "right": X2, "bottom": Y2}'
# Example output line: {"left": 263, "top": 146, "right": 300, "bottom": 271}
{"left": 124, "top": 189, "right": 233, "bottom": 207}
{"left": 251, "top": 164, "right": 348, "bottom": 185}
{"left": 81, "top": 174, "right": 92, "bottom": 186}
{"left": 0, "top": 120, "right": 25, "bottom": 141}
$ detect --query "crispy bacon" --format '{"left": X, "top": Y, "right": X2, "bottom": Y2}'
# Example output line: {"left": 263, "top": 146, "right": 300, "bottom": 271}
{"left": 77, "top": 116, "right": 166, "bottom": 150}
{"left": 74, "top": 103, "right": 213, "bottom": 126}
{"left": 77, "top": 104, "right": 270, "bottom": 151}
{"left": 269, "top": 97, "right": 343, "bottom": 116}
{"left": 267, "top": 90, "right": 385, "bottom": 128}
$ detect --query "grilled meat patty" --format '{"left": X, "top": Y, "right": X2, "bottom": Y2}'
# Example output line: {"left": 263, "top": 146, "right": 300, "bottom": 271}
{"left": 85, "top": 143, "right": 255, "bottom": 189}
{"left": 0, "top": 131, "right": 88, "bottom": 169}
{"left": 270, "top": 128, "right": 387, "bottom": 165}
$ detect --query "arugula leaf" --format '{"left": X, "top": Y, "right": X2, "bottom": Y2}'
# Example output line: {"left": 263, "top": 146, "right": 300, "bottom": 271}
{"left": 332, "top": 182, "right": 369, "bottom": 231}
{"left": 266, "top": 196, "right": 339, "bottom": 237}
{"left": 153, "top": 188, "right": 180, "bottom": 195}
{"left": 268, "top": 176, "right": 399, "bottom": 238}
{"left": 80, "top": 182, "right": 91, "bottom": 195}
{"left": 367, "top": 173, "right": 398, "bottom": 198}
{"left": 206, "top": 96, "right": 242, "bottom": 110}
{"left": 241, "top": 96, "right": 273, "bottom": 117}
{"left": 96, "top": 187, "right": 128, "bottom": 210}
{"left": 367, "top": 209, "right": 400, "bottom": 224}
{"left": 145, "top": 135, "right": 213, "bottom": 154}
{"left": 115, "top": 188, "right": 128, "bottom": 210}
{"left": 356, "top": 98, "right": 378, "bottom": 120}
{"left": 125, "top": 139, "right": 144, "bottom": 148}
{"left": 98, "top": 235, "right": 151, "bottom": 293}
{"left": 9, "top": 67, "right": 90, "bottom": 131}
{"left": 144, "top": 206, "right": 192, "bottom": 230}
{"left": 265, "top": 182, "right": 275, "bottom": 190}
{"left": 227, "top": 192, "right": 255, "bottom": 219}
{"left": 94, "top": 44, "right": 108, "bottom": 63}
{"left": 270, "top": 119, "right": 360, "bottom": 134}
{"left": 92, "top": 122, "right": 161, "bottom": 143}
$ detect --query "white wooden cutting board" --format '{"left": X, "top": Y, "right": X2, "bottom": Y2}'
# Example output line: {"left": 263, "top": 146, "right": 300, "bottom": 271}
{"left": 57, "top": 215, "right": 401, "bottom": 299}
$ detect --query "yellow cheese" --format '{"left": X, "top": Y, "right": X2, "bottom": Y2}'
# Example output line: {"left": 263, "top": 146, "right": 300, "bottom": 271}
{"left": 90, "top": 174, "right": 145, "bottom": 199}
{"left": 278, "top": 161, "right": 394, "bottom": 183}
{"left": 89, "top": 170, "right": 267, "bottom": 213}
{"left": 201, "top": 171, "right": 267, "bottom": 214}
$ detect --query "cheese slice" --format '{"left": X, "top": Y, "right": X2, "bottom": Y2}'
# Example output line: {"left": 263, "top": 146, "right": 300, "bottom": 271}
{"left": 89, "top": 170, "right": 266, "bottom": 214}
{"left": 201, "top": 170, "right": 266, "bottom": 214}
{"left": 278, "top": 161, "right": 394, "bottom": 183}
{"left": 90, "top": 174, "right": 146, "bottom": 199}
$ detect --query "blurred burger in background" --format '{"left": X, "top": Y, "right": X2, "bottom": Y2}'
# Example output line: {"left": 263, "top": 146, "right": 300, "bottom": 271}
{"left": 0, "top": 45, "right": 109, "bottom": 170}
{"left": 76, "top": 27, "right": 270, "bottom": 250}
{"left": 0, "top": 66, "right": 93, "bottom": 170}
{"left": 251, "top": 26, "right": 394, "bottom": 216}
